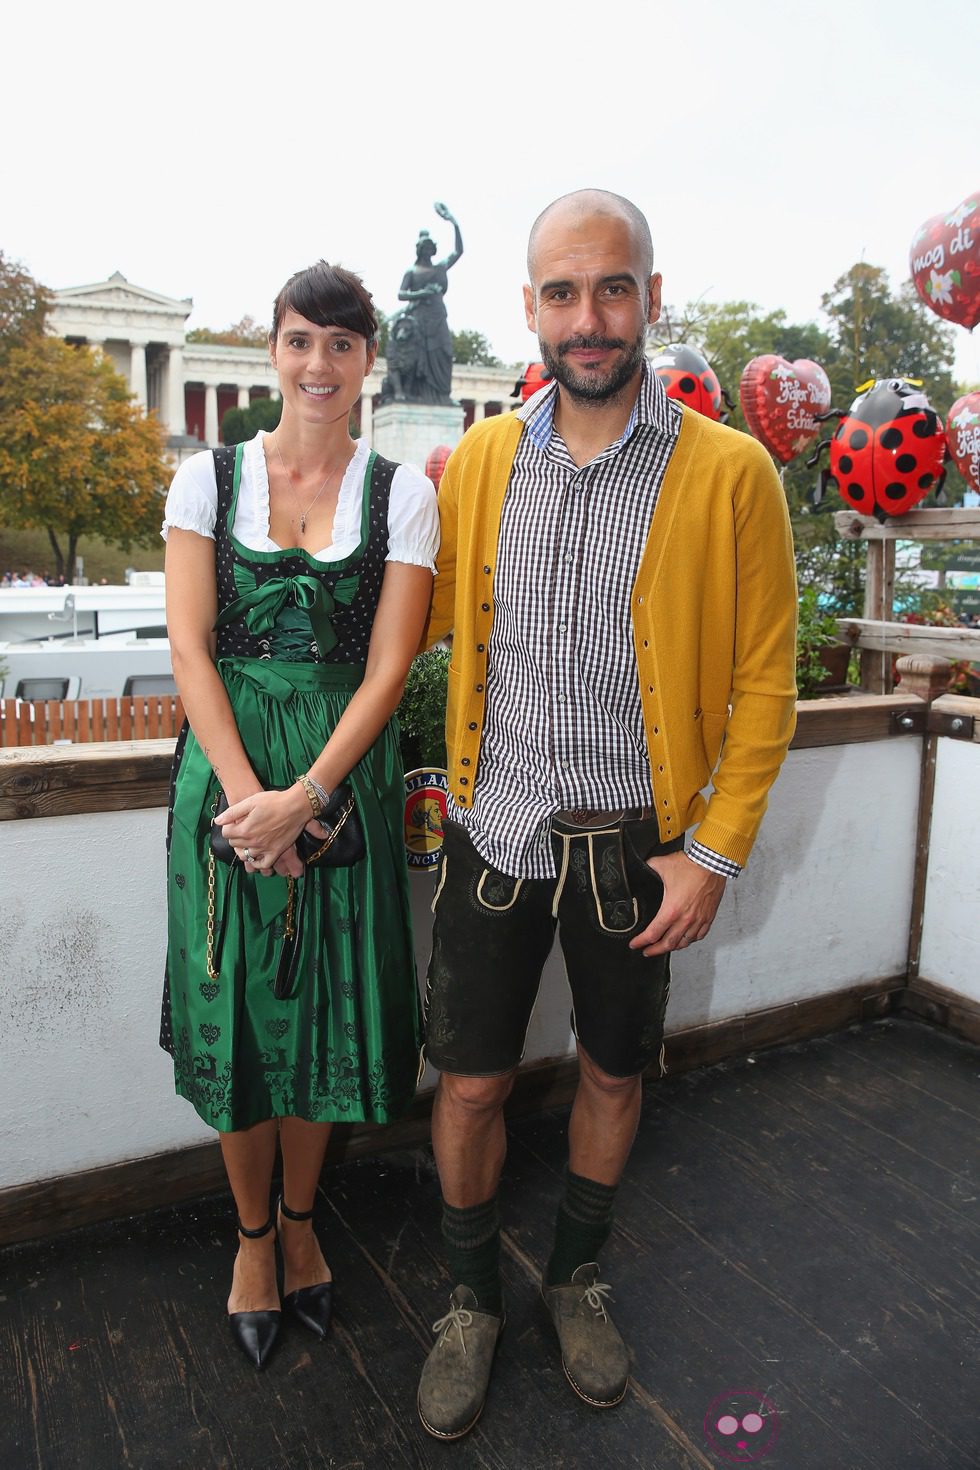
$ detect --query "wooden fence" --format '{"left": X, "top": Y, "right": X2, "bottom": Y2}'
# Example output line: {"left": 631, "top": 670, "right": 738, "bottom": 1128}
{"left": 0, "top": 695, "right": 185, "bottom": 747}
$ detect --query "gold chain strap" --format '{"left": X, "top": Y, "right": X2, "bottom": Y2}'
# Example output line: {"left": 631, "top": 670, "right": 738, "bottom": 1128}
{"left": 303, "top": 792, "right": 354, "bottom": 863}
{"left": 206, "top": 791, "right": 220, "bottom": 980}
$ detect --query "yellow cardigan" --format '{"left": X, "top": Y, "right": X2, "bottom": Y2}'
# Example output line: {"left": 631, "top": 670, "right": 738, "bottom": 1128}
{"left": 424, "top": 404, "right": 798, "bottom": 867}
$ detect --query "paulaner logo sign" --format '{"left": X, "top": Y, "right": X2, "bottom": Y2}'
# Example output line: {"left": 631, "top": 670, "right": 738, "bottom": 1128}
{"left": 404, "top": 768, "right": 449, "bottom": 869}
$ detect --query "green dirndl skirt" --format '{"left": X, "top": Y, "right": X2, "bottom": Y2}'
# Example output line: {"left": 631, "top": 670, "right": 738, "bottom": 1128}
{"left": 164, "top": 656, "right": 422, "bottom": 1131}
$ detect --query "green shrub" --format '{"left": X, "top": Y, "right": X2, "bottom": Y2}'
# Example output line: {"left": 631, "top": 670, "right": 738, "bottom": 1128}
{"left": 397, "top": 647, "right": 451, "bottom": 769}
{"left": 796, "top": 586, "right": 842, "bottom": 699}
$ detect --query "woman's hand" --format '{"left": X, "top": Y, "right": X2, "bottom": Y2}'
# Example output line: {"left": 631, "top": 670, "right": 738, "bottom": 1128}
{"left": 270, "top": 844, "right": 304, "bottom": 880}
{"left": 215, "top": 785, "right": 311, "bottom": 874}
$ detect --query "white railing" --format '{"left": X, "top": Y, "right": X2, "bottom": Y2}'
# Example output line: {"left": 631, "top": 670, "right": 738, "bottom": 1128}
{"left": 0, "top": 696, "right": 977, "bottom": 1203}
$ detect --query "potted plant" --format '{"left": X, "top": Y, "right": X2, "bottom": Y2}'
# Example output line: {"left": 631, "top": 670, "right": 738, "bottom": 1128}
{"left": 796, "top": 586, "right": 849, "bottom": 698}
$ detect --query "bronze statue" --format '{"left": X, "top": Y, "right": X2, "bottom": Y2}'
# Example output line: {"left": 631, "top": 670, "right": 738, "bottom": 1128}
{"left": 381, "top": 203, "right": 463, "bottom": 405}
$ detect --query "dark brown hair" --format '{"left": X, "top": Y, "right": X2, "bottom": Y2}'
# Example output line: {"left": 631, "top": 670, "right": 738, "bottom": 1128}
{"left": 270, "top": 261, "right": 378, "bottom": 348}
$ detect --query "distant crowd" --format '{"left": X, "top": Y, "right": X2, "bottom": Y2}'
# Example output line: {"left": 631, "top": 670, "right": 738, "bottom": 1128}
{"left": 1, "top": 570, "right": 66, "bottom": 587}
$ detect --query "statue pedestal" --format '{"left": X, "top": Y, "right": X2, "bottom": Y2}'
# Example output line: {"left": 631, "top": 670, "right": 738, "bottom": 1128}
{"left": 371, "top": 401, "right": 465, "bottom": 470}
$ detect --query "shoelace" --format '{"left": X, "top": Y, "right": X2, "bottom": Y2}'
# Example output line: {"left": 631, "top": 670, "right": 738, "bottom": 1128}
{"left": 432, "top": 1302, "right": 474, "bottom": 1354}
{"left": 581, "top": 1279, "right": 613, "bottom": 1321}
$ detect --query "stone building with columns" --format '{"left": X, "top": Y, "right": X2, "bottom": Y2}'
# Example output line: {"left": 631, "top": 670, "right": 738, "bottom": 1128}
{"left": 49, "top": 273, "right": 520, "bottom": 462}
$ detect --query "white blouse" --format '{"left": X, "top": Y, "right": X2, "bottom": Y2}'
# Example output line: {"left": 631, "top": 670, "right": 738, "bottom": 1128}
{"left": 161, "top": 432, "right": 439, "bottom": 570}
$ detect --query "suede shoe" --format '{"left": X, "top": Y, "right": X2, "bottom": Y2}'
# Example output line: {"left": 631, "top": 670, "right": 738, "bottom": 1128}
{"left": 417, "top": 1285, "right": 504, "bottom": 1440}
{"left": 542, "top": 1262, "right": 630, "bottom": 1407}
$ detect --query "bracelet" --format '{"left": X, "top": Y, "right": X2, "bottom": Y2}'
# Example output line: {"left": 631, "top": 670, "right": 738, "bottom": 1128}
{"left": 295, "top": 773, "right": 324, "bottom": 818}
{"left": 307, "top": 775, "right": 331, "bottom": 811}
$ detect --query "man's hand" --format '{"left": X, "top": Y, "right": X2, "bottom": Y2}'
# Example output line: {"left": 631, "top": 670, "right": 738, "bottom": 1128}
{"left": 628, "top": 851, "right": 727, "bottom": 957}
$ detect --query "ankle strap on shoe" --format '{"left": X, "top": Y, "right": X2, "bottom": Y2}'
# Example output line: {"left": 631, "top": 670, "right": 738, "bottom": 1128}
{"left": 237, "top": 1215, "right": 275, "bottom": 1238}
{"left": 279, "top": 1197, "right": 315, "bottom": 1222}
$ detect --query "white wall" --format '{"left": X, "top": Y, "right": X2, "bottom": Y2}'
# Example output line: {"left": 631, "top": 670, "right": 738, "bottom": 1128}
{"left": 0, "top": 735, "right": 938, "bottom": 1194}
{"left": 919, "top": 738, "right": 980, "bottom": 1002}
{"left": 663, "top": 740, "right": 920, "bottom": 1031}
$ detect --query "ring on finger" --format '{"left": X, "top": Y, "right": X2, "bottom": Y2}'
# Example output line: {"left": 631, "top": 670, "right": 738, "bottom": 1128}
{"left": 242, "top": 849, "right": 252, "bottom": 863}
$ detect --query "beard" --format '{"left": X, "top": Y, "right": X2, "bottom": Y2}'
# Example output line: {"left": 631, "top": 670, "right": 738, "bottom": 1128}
{"left": 539, "top": 328, "right": 647, "bottom": 404}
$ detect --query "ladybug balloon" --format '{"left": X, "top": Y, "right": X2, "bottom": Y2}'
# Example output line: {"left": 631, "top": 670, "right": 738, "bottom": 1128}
{"left": 649, "top": 344, "right": 731, "bottom": 421}
{"left": 909, "top": 191, "right": 980, "bottom": 330}
{"left": 511, "top": 362, "right": 553, "bottom": 404}
{"left": 808, "top": 379, "right": 946, "bottom": 521}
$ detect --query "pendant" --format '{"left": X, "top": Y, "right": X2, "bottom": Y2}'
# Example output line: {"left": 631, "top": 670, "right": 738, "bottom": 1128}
{"left": 300, "top": 515, "right": 306, "bottom": 533}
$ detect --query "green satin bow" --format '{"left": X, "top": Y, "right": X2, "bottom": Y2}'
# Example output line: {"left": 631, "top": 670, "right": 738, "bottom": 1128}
{"left": 215, "top": 573, "right": 359, "bottom": 658}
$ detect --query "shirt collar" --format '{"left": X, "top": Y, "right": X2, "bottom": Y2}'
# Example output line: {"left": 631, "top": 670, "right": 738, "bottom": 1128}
{"left": 516, "top": 357, "right": 678, "bottom": 451}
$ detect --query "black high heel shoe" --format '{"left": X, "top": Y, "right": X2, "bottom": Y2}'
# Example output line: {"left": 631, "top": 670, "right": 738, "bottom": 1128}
{"left": 279, "top": 1198, "right": 333, "bottom": 1340}
{"left": 228, "top": 1216, "right": 281, "bottom": 1369}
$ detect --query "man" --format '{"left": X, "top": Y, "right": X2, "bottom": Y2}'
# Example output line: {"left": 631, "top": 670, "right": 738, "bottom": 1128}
{"left": 416, "top": 190, "right": 798, "bottom": 1439}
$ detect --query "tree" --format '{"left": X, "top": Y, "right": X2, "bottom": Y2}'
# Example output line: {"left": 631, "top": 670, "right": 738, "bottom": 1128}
{"left": 187, "top": 315, "right": 269, "bottom": 347}
{"left": 452, "top": 328, "right": 501, "bottom": 367}
{"left": 672, "top": 300, "right": 839, "bottom": 519}
{"left": 820, "top": 264, "right": 956, "bottom": 406}
{"left": 0, "top": 251, "right": 51, "bottom": 359}
{"left": 0, "top": 338, "right": 171, "bottom": 580}
{"left": 221, "top": 397, "right": 282, "bottom": 445}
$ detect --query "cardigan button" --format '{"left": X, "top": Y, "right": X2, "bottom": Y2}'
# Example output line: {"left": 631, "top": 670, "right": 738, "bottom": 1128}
{"left": 481, "top": 602, "right": 490, "bottom": 612}
{"left": 468, "top": 721, "right": 477, "bottom": 730}
{"left": 483, "top": 565, "right": 491, "bottom": 574}
{"left": 459, "top": 777, "right": 469, "bottom": 786}
{"left": 476, "top": 643, "right": 485, "bottom": 652}
{"left": 475, "top": 683, "right": 484, "bottom": 692}
{"left": 461, "top": 757, "right": 471, "bottom": 766}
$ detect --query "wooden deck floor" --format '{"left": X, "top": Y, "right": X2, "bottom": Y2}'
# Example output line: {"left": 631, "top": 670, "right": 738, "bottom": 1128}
{"left": 2, "top": 1018, "right": 978, "bottom": 1470}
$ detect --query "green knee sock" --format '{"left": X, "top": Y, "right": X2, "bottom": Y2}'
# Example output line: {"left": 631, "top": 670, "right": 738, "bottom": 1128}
{"left": 546, "top": 1169, "right": 618, "bottom": 1286}
{"left": 441, "top": 1196, "right": 502, "bottom": 1315}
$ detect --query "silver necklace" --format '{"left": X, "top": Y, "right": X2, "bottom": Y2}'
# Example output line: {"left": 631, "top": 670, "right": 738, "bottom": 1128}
{"left": 273, "top": 434, "right": 345, "bottom": 534}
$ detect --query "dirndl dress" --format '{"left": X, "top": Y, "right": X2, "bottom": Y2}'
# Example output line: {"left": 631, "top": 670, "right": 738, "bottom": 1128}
{"left": 159, "top": 441, "right": 422, "bottom": 1131}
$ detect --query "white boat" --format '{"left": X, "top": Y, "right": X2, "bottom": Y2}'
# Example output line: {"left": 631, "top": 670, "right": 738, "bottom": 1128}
{"left": 0, "top": 577, "right": 173, "bottom": 701}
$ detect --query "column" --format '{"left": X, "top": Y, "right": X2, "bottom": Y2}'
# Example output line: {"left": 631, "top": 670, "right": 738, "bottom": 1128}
{"left": 167, "top": 346, "right": 185, "bottom": 434}
{"left": 204, "top": 384, "right": 219, "bottom": 447}
{"left": 87, "top": 338, "right": 104, "bottom": 358}
{"left": 360, "top": 391, "right": 373, "bottom": 441}
{"left": 472, "top": 400, "right": 486, "bottom": 422}
{"left": 237, "top": 386, "right": 250, "bottom": 409}
{"left": 129, "top": 342, "right": 147, "bottom": 406}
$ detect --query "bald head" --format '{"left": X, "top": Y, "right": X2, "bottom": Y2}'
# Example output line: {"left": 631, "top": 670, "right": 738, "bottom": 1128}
{"left": 527, "top": 189, "right": 654, "bottom": 285}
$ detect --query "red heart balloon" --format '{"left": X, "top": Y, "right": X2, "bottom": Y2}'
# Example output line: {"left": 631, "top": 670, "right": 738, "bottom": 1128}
{"left": 946, "top": 392, "right": 980, "bottom": 496}
{"left": 909, "top": 192, "right": 980, "bottom": 330}
{"left": 739, "top": 356, "right": 832, "bottom": 465}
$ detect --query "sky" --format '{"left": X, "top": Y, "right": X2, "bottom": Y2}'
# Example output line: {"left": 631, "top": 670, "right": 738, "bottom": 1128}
{"left": 4, "top": 0, "right": 978, "bottom": 387}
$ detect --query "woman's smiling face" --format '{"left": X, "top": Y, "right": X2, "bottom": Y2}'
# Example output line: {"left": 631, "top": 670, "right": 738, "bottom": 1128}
{"left": 271, "top": 309, "right": 376, "bottom": 426}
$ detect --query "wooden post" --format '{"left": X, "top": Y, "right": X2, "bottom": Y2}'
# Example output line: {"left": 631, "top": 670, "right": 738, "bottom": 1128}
{"left": 897, "top": 655, "right": 952, "bottom": 984}
{"left": 835, "top": 507, "right": 980, "bottom": 694}
{"left": 861, "top": 539, "right": 896, "bottom": 693}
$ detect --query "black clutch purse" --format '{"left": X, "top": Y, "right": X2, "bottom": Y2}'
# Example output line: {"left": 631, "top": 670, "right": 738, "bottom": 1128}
{"left": 210, "top": 785, "right": 365, "bottom": 868}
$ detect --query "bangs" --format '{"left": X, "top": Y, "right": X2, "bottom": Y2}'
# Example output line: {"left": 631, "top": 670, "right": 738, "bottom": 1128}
{"left": 273, "top": 262, "right": 377, "bottom": 345}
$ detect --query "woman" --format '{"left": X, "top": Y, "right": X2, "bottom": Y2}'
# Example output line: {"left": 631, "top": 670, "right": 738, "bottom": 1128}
{"left": 395, "top": 201, "right": 463, "bottom": 403}
{"left": 160, "top": 261, "right": 437, "bottom": 1369}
